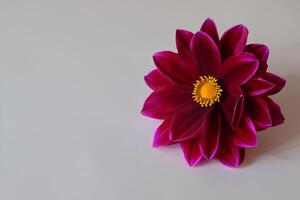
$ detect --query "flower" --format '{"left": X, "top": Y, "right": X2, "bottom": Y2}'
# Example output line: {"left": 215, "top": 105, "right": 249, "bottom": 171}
{"left": 141, "top": 18, "right": 286, "bottom": 168}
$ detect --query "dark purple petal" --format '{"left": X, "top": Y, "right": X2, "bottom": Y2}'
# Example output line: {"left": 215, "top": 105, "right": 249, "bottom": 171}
{"left": 152, "top": 120, "right": 173, "bottom": 148}
{"left": 176, "top": 29, "right": 200, "bottom": 77}
{"left": 245, "top": 44, "right": 269, "bottom": 76}
{"left": 169, "top": 104, "right": 212, "bottom": 142}
{"left": 144, "top": 69, "right": 174, "bottom": 90}
{"left": 221, "top": 85, "right": 244, "bottom": 129}
{"left": 264, "top": 97, "right": 285, "bottom": 126}
{"left": 223, "top": 57, "right": 259, "bottom": 85}
{"left": 191, "top": 31, "right": 221, "bottom": 76}
{"left": 220, "top": 25, "right": 248, "bottom": 60}
{"left": 141, "top": 84, "right": 192, "bottom": 119}
{"left": 244, "top": 78, "right": 275, "bottom": 96}
{"left": 217, "top": 139, "right": 245, "bottom": 168}
{"left": 176, "top": 29, "right": 194, "bottom": 58}
{"left": 232, "top": 115, "right": 257, "bottom": 147}
{"left": 245, "top": 44, "right": 269, "bottom": 63}
{"left": 263, "top": 72, "right": 286, "bottom": 95}
{"left": 218, "top": 53, "right": 257, "bottom": 79}
{"left": 180, "top": 139, "right": 203, "bottom": 167}
{"left": 200, "top": 18, "right": 219, "bottom": 45}
{"left": 199, "top": 109, "right": 221, "bottom": 160}
{"left": 247, "top": 96, "right": 272, "bottom": 131}
{"left": 153, "top": 51, "right": 195, "bottom": 84}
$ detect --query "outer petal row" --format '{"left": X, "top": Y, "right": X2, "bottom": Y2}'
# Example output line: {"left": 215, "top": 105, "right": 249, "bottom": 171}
{"left": 217, "top": 143, "right": 245, "bottom": 168}
{"left": 144, "top": 69, "right": 174, "bottom": 90}
{"left": 152, "top": 120, "right": 173, "bottom": 148}
{"left": 232, "top": 115, "right": 257, "bottom": 147}
{"left": 141, "top": 84, "right": 192, "bottom": 119}
{"left": 263, "top": 72, "right": 286, "bottom": 95}
{"left": 244, "top": 78, "right": 275, "bottom": 96}
{"left": 153, "top": 51, "right": 196, "bottom": 85}
{"left": 176, "top": 29, "right": 199, "bottom": 76}
{"left": 247, "top": 96, "right": 272, "bottom": 131}
{"left": 180, "top": 140, "right": 203, "bottom": 167}
{"left": 200, "top": 18, "right": 219, "bottom": 45}
{"left": 245, "top": 44, "right": 269, "bottom": 76}
{"left": 220, "top": 24, "right": 249, "bottom": 60}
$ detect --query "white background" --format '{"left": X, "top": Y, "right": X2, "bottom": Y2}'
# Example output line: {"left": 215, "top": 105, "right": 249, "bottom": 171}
{"left": 0, "top": 0, "right": 299, "bottom": 199}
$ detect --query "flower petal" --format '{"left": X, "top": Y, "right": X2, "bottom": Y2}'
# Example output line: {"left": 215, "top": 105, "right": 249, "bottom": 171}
{"left": 191, "top": 31, "right": 221, "bottom": 76}
{"left": 153, "top": 51, "right": 195, "bottom": 84}
{"left": 264, "top": 97, "right": 285, "bottom": 126}
{"left": 200, "top": 18, "right": 219, "bottom": 45}
{"left": 221, "top": 85, "right": 244, "bottom": 129}
{"left": 247, "top": 96, "right": 272, "bottom": 131}
{"left": 245, "top": 44, "right": 269, "bottom": 76}
{"left": 245, "top": 44, "right": 269, "bottom": 63}
{"left": 232, "top": 115, "right": 257, "bottom": 147}
{"left": 176, "top": 29, "right": 193, "bottom": 58}
{"left": 199, "top": 109, "right": 221, "bottom": 160}
{"left": 169, "top": 104, "right": 212, "bottom": 142}
{"left": 217, "top": 139, "right": 245, "bottom": 168}
{"left": 141, "top": 84, "right": 192, "bottom": 119}
{"left": 176, "top": 29, "right": 199, "bottom": 77}
{"left": 220, "top": 25, "right": 248, "bottom": 60}
{"left": 263, "top": 72, "right": 286, "bottom": 95}
{"left": 152, "top": 120, "right": 173, "bottom": 148}
{"left": 223, "top": 56, "right": 259, "bottom": 85}
{"left": 218, "top": 52, "right": 257, "bottom": 79}
{"left": 244, "top": 78, "right": 275, "bottom": 96}
{"left": 180, "top": 139, "right": 203, "bottom": 167}
{"left": 144, "top": 69, "right": 174, "bottom": 90}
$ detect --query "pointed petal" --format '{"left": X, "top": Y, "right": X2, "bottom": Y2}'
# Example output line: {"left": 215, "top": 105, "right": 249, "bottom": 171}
{"left": 144, "top": 69, "right": 174, "bottom": 90}
{"left": 263, "top": 72, "right": 286, "bottom": 95}
{"left": 218, "top": 52, "right": 258, "bottom": 79}
{"left": 199, "top": 109, "right": 221, "bottom": 160}
{"left": 217, "top": 140, "right": 245, "bottom": 168}
{"left": 176, "top": 29, "right": 199, "bottom": 77}
{"left": 152, "top": 120, "right": 173, "bottom": 148}
{"left": 200, "top": 18, "right": 219, "bottom": 45}
{"left": 191, "top": 31, "right": 221, "bottom": 76}
{"left": 232, "top": 115, "right": 257, "bottom": 147}
{"left": 264, "top": 97, "right": 285, "bottom": 126}
{"left": 245, "top": 44, "right": 269, "bottom": 76}
{"left": 153, "top": 51, "right": 195, "bottom": 84}
{"left": 247, "top": 96, "right": 272, "bottom": 131}
{"left": 180, "top": 139, "right": 203, "bottom": 167}
{"left": 244, "top": 78, "right": 275, "bottom": 96}
{"left": 176, "top": 29, "right": 194, "bottom": 59}
{"left": 169, "top": 104, "right": 212, "bottom": 142}
{"left": 221, "top": 85, "right": 244, "bottom": 129}
{"left": 220, "top": 25, "right": 248, "bottom": 60}
{"left": 141, "top": 84, "right": 192, "bottom": 119}
{"left": 245, "top": 44, "right": 269, "bottom": 63}
{"left": 223, "top": 57, "right": 259, "bottom": 85}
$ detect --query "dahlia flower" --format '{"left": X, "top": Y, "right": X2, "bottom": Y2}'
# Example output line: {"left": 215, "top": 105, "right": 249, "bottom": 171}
{"left": 141, "top": 18, "right": 285, "bottom": 167}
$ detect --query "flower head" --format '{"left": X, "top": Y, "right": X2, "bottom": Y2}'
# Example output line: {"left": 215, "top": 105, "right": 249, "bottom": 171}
{"left": 141, "top": 18, "right": 285, "bottom": 168}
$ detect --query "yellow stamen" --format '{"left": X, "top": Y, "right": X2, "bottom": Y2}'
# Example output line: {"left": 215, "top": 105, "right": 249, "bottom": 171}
{"left": 192, "top": 75, "right": 223, "bottom": 107}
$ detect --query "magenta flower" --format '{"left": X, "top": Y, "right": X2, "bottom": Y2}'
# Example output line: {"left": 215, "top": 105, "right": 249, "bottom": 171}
{"left": 141, "top": 18, "right": 285, "bottom": 168}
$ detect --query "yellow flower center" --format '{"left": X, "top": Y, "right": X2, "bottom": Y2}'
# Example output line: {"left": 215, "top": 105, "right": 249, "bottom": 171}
{"left": 192, "top": 76, "right": 223, "bottom": 107}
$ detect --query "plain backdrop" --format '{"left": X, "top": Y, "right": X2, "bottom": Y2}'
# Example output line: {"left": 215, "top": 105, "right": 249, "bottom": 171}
{"left": 0, "top": 0, "right": 299, "bottom": 199}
